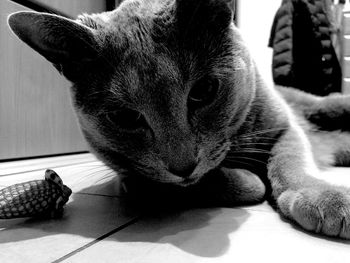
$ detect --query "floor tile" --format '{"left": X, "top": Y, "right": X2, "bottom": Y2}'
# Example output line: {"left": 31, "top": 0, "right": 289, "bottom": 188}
{"left": 0, "top": 194, "right": 139, "bottom": 263}
{"left": 1, "top": 154, "right": 350, "bottom": 263}
{"left": 62, "top": 167, "right": 350, "bottom": 263}
{"left": 61, "top": 206, "right": 350, "bottom": 263}
{"left": 0, "top": 155, "right": 139, "bottom": 263}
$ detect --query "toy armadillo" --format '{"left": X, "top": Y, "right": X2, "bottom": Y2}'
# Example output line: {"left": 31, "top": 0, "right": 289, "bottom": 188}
{"left": 0, "top": 169, "right": 72, "bottom": 219}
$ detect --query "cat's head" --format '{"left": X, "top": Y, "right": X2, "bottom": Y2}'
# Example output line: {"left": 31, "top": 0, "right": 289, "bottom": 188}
{"left": 8, "top": 0, "right": 257, "bottom": 186}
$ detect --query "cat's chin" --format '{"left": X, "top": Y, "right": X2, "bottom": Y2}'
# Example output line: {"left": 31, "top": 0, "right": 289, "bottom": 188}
{"left": 175, "top": 177, "right": 201, "bottom": 187}
{"left": 155, "top": 173, "right": 202, "bottom": 187}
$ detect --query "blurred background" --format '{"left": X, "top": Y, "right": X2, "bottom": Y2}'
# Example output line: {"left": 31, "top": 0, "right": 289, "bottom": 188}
{"left": 0, "top": 0, "right": 347, "bottom": 161}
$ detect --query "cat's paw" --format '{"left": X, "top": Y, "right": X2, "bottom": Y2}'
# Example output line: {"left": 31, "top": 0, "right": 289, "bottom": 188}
{"left": 278, "top": 187, "right": 350, "bottom": 239}
{"left": 202, "top": 168, "right": 266, "bottom": 206}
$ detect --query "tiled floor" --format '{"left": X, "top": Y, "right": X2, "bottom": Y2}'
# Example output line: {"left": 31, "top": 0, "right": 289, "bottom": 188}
{"left": 0, "top": 154, "right": 350, "bottom": 263}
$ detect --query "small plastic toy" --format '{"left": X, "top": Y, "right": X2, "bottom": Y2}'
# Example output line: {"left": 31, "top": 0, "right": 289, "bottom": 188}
{"left": 0, "top": 169, "right": 72, "bottom": 219}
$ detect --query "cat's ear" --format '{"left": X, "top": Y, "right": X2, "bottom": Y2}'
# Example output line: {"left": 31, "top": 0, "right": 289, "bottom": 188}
{"left": 175, "top": 0, "right": 234, "bottom": 37}
{"left": 8, "top": 11, "right": 100, "bottom": 79}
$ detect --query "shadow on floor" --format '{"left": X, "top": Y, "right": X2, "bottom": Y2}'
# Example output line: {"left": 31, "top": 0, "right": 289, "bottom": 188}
{"left": 112, "top": 207, "right": 250, "bottom": 257}
{"left": 0, "top": 177, "right": 251, "bottom": 258}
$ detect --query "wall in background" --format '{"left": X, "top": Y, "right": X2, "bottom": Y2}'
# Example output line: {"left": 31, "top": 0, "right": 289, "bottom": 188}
{"left": 0, "top": 0, "right": 106, "bottom": 160}
{"left": 237, "top": 0, "right": 281, "bottom": 88}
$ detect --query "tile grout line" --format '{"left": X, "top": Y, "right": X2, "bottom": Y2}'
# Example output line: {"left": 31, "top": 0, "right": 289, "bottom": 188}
{"left": 51, "top": 216, "right": 141, "bottom": 263}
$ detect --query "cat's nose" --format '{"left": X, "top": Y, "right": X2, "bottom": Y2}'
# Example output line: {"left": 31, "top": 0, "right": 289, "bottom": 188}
{"left": 156, "top": 125, "right": 197, "bottom": 178}
{"left": 169, "top": 162, "right": 197, "bottom": 178}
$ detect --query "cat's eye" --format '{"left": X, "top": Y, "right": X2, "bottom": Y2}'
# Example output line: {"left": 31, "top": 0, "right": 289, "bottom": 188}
{"left": 188, "top": 76, "right": 220, "bottom": 108}
{"left": 106, "top": 109, "right": 147, "bottom": 130}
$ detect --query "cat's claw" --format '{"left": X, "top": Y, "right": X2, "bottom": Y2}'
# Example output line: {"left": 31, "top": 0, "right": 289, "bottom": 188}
{"left": 278, "top": 187, "right": 350, "bottom": 239}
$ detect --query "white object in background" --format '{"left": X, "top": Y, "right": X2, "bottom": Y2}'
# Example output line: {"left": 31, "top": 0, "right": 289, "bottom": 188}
{"left": 237, "top": 0, "right": 281, "bottom": 89}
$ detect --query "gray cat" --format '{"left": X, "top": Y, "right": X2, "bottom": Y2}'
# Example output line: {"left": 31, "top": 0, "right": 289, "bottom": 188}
{"left": 7, "top": 0, "right": 350, "bottom": 239}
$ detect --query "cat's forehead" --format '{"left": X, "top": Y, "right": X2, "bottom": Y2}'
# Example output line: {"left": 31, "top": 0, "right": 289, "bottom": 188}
{"left": 111, "top": 49, "right": 183, "bottom": 108}
{"left": 76, "top": 0, "right": 234, "bottom": 109}
{"left": 77, "top": 1, "right": 187, "bottom": 110}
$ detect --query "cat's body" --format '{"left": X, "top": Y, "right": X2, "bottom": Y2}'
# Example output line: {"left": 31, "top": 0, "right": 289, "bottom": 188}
{"left": 7, "top": 0, "right": 350, "bottom": 239}
{"left": 279, "top": 86, "right": 350, "bottom": 167}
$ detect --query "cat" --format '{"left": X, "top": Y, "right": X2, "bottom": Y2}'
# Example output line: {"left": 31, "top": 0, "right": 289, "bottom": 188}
{"left": 7, "top": 0, "right": 350, "bottom": 239}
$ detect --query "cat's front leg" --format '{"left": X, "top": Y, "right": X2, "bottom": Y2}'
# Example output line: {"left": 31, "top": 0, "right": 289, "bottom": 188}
{"left": 200, "top": 168, "right": 266, "bottom": 206}
{"left": 121, "top": 168, "right": 265, "bottom": 209}
{"left": 268, "top": 125, "right": 350, "bottom": 239}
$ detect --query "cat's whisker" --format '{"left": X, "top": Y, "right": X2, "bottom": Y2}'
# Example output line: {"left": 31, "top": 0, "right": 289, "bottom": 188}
{"left": 79, "top": 163, "right": 107, "bottom": 168}
{"left": 82, "top": 165, "right": 111, "bottom": 172}
{"left": 222, "top": 159, "right": 257, "bottom": 169}
{"left": 95, "top": 171, "right": 117, "bottom": 184}
{"left": 238, "top": 127, "right": 287, "bottom": 138}
{"left": 224, "top": 156, "right": 268, "bottom": 166}
{"left": 235, "top": 142, "right": 275, "bottom": 146}
{"left": 75, "top": 166, "right": 114, "bottom": 183}
{"left": 86, "top": 90, "right": 105, "bottom": 97}
{"left": 228, "top": 149, "right": 271, "bottom": 155}
{"left": 91, "top": 168, "right": 115, "bottom": 176}
{"left": 234, "top": 135, "right": 282, "bottom": 142}
{"left": 237, "top": 136, "right": 281, "bottom": 142}
{"left": 235, "top": 146, "right": 271, "bottom": 151}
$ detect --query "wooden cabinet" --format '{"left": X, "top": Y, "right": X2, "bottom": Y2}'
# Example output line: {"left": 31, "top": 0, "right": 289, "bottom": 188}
{"left": 0, "top": 0, "right": 106, "bottom": 160}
